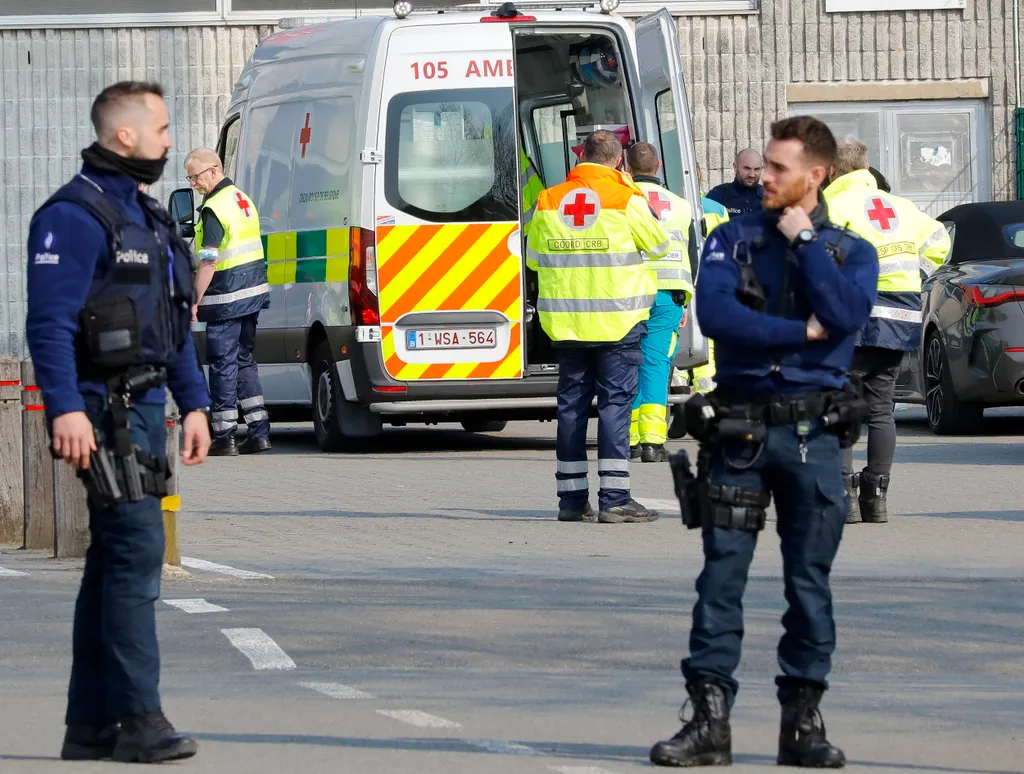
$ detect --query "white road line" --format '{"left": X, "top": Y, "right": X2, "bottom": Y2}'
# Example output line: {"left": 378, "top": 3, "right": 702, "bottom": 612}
{"left": 467, "top": 739, "right": 539, "bottom": 755}
{"left": 221, "top": 628, "right": 296, "bottom": 670}
{"left": 643, "top": 498, "right": 680, "bottom": 514}
{"left": 549, "top": 767, "right": 619, "bottom": 774}
{"left": 301, "top": 682, "right": 375, "bottom": 700}
{"left": 0, "top": 566, "right": 28, "bottom": 577}
{"left": 181, "top": 557, "right": 273, "bottom": 579}
{"left": 376, "top": 710, "right": 462, "bottom": 729}
{"left": 163, "top": 598, "right": 229, "bottom": 614}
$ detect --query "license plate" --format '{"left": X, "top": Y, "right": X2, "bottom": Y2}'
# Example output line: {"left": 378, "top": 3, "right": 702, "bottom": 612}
{"left": 406, "top": 328, "right": 497, "bottom": 350}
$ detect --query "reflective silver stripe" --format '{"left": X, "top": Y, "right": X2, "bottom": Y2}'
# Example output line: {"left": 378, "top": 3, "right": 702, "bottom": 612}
{"left": 557, "top": 478, "right": 589, "bottom": 493}
{"left": 870, "top": 304, "right": 923, "bottom": 323}
{"left": 537, "top": 295, "right": 655, "bottom": 314}
{"left": 557, "top": 460, "right": 589, "bottom": 474}
{"left": 244, "top": 409, "right": 269, "bottom": 423}
{"left": 878, "top": 258, "right": 920, "bottom": 276}
{"left": 696, "top": 377, "right": 716, "bottom": 391}
{"left": 212, "top": 410, "right": 237, "bottom": 421}
{"left": 218, "top": 239, "right": 264, "bottom": 261}
{"left": 668, "top": 229, "right": 686, "bottom": 243}
{"left": 200, "top": 283, "right": 271, "bottom": 306}
{"left": 656, "top": 268, "right": 693, "bottom": 283}
{"left": 211, "top": 420, "right": 235, "bottom": 432}
{"left": 921, "top": 226, "right": 947, "bottom": 249}
{"left": 536, "top": 252, "right": 643, "bottom": 269}
{"left": 598, "top": 458, "right": 629, "bottom": 472}
{"left": 524, "top": 203, "right": 536, "bottom": 222}
{"left": 599, "top": 475, "right": 630, "bottom": 490}
{"left": 239, "top": 396, "right": 265, "bottom": 409}
{"left": 647, "top": 239, "right": 671, "bottom": 256}
{"left": 919, "top": 255, "right": 937, "bottom": 276}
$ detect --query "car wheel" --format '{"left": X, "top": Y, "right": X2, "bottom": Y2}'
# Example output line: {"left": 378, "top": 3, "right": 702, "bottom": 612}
{"left": 312, "top": 340, "right": 349, "bottom": 452}
{"left": 461, "top": 420, "right": 508, "bottom": 433}
{"left": 924, "top": 332, "right": 983, "bottom": 435}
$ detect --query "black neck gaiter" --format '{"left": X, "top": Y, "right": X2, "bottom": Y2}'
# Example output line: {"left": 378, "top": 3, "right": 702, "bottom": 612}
{"left": 81, "top": 142, "right": 169, "bottom": 186}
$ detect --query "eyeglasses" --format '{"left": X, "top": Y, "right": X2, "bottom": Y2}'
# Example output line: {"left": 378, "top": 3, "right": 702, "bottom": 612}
{"left": 186, "top": 167, "right": 215, "bottom": 184}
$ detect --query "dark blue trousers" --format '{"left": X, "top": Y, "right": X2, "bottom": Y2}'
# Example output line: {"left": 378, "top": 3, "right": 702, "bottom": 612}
{"left": 65, "top": 395, "right": 166, "bottom": 725}
{"left": 681, "top": 419, "right": 847, "bottom": 705}
{"left": 554, "top": 323, "right": 644, "bottom": 512}
{"left": 206, "top": 312, "right": 270, "bottom": 442}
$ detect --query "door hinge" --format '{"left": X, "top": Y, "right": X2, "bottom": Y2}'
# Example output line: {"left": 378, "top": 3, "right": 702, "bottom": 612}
{"left": 360, "top": 149, "right": 383, "bottom": 164}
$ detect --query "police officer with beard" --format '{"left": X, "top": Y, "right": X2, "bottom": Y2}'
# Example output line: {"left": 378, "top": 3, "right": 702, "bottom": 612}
{"left": 26, "top": 81, "right": 211, "bottom": 763}
{"left": 649, "top": 117, "right": 878, "bottom": 768}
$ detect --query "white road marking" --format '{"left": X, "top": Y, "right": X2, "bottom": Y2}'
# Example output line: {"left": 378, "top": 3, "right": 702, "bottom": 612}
{"left": 467, "top": 739, "right": 540, "bottom": 755}
{"left": 221, "top": 628, "right": 296, "bottom": 670}
{"left": 301, "top": 681, "right": 375, "bottom": 700}
{"left": 181, "top": 557, "right": 273, "bottom": 579}
{"left": 163, "top": 598, "right": 229, "bottom": 614}
{"left": 376, "top": 710, "right": 462, "bottom": 729}
{"left": 642, "top": 498, "right": 680, "bottom": 514}
{"left": 549, "top": 767, "right": 619, "bottom": 774}
{"left": 0, "top": 566, "right": 28, "bottom": 577}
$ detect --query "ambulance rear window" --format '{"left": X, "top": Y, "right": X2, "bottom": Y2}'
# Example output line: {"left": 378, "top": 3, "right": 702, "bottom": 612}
{"left": 384, "top": 88, "right": 518, "bottom": 223}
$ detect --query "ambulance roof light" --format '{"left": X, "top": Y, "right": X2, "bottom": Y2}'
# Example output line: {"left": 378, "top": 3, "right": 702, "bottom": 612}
{"left": 598, "top": 0, "right": 618, "bottom": 12}
{"left": 393, "top": 0, "right": 413, "bottom": 17}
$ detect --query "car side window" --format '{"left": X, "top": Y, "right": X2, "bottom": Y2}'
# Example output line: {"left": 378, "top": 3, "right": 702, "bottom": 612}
{"left": 942, "top": 221, "right": 955, "bottom": 263}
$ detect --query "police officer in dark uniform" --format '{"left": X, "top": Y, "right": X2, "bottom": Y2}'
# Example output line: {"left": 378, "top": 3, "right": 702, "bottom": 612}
{"left": 26, "top": 81, "right": 212, "bottom": 763}
{"left": 649, "top": 117, "right": 878, "bottom": 768}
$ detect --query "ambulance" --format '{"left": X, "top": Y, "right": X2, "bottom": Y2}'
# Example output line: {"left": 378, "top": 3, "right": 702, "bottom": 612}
{"left": 169, "top": 0, "right": 709, "bottom": 451}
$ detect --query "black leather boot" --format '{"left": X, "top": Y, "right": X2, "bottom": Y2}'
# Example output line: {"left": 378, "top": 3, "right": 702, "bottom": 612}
{"left": 843, "top": 474, "right": 861, "bottom": 524}
{"left": 557, "top": 502, "right": 596, "bottom": 522}
{"left": 859, "top": 472, "right": 889, "bottom": 523}
{"left": 112, "top": 710, "right": 198, "bottom": 763}
{"left": 208, "top": 435, "right": 238, "bottom": 457}
{"left": 641, "top": 443, "right": 670, "bottom": 463}
{"left": 630, "top": 444, "right": 642, "bottom": 460}
{"left": 777, "top": 683, "right": 845, "bottom": 768}
{"left": 650, "top": 678, "right": 732, "bottom": 767}
{"left": 61, "top": 723, "right": 119, "bottom": 760}
{"left": 238, "top": 436, "right": 272, "bottom": 454}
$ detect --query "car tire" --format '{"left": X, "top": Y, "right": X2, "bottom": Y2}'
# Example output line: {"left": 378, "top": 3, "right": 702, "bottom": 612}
{"left": 461, "top": 420, "right": 508, "bottom": 433}
{"left": 311, "top": 340, "right": 382, "bottom": 451}
{"left": 924, "top": 331, "right": 983, "bottom": 435}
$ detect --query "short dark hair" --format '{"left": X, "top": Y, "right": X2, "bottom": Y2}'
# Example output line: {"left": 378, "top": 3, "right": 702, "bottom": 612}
{"left": 627, "top": 142, "right": 660, "bottom": 176}
{"left": 90, "top": 81, "right": 164, "bottom": 138}
{"left": 769, "top": 116, "right": 837, "bottom": 167}
{"left": 582, "top": 130, "right": 623, "bottom": 166}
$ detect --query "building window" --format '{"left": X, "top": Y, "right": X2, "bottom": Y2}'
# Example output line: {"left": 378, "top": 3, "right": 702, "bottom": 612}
{"left": 790, "top": 100, "right": 989, "bottom": 217}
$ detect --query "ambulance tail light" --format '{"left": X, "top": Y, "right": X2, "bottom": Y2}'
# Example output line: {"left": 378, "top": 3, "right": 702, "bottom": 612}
{"left": 349, "top": 228, "right": 380, "bottom": 326}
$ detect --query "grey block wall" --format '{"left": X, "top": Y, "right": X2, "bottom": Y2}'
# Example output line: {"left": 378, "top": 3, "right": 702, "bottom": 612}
{"left": 0, "top": 25, "right": 273, "bottom": 359}
{"left": 679, "top": 0, "right": 1020, "bottom": 193}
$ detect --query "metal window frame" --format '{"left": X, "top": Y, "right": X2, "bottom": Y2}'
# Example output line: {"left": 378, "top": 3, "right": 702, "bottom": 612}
{"left": 1, "top": 0, "right": 757, "bottom": 28}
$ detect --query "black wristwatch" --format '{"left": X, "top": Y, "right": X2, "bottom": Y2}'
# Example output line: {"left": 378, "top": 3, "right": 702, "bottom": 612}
{"left": 791, "top": 228, "right": 817, "bottom": 248}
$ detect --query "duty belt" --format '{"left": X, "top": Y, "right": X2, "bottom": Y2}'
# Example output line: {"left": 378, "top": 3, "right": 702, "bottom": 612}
{"left": 710, "top": 390, "right": 833, "bottom": 426}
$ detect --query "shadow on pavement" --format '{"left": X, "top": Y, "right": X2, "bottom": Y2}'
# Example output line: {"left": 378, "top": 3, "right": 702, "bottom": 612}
{"left": 263, "top": 426, "right": 558, "bottom": 456}
{"left": 182, "top": 734, "right": 1021, "bottom": 773}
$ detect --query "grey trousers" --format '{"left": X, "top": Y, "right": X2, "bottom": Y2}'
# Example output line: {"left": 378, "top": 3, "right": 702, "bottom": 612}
{"left": 841, "top": 346, "right": 904, "bottom": 478}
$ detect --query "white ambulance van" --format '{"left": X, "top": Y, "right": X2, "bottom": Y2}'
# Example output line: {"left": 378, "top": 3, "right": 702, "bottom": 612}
{"left": 169, "top": 0, "right": 708, "bottom": 451}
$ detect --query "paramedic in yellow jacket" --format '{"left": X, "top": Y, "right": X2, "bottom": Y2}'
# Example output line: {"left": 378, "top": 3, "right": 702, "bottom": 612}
{"left": 625, "top": 142, "right": 695, "bottom": 462}
{"left": 527, "top": 130, "right": 670, "bottom": 524}
{"left": 823, "top": 135, "right": 950, "bottom": 525}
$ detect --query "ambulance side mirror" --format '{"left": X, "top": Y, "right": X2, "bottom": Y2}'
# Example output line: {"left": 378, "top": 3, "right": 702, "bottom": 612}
{"left": 168, "top": 188, "right": 196, "bottom": 240}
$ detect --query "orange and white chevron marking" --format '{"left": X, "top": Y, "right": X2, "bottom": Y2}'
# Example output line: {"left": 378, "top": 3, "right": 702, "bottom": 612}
{"left": 376, "top": 223, "right": 523, "bottom": 381}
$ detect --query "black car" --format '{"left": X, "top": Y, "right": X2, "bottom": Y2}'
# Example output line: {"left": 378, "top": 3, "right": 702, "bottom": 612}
{"left": 895, "top": 201, "right": 1024, "bottom": 434}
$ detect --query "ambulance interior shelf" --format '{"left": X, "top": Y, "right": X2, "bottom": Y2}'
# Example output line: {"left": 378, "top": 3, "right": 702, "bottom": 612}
{"left": 514, "top": 29, "right": 632, "bottom": 369}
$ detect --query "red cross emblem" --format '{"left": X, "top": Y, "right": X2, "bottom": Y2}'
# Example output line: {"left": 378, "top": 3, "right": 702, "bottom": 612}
{"left": 299, "top": 112, "right": 312, "bottom": 159}
{"left": 558, "top": 189, "right": 600, "bottom": 230}
{"left": 235, "top": 191, "right": 251, "bottom": 218}
{"left": 866, "top": 196, "right": 898, "bottom": 232}
{"left": 646, "top": 190, "right": 672, "bottom": 221}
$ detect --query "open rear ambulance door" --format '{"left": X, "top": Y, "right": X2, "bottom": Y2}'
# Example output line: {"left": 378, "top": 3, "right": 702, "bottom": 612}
{"left": 372, "top": 21, "right": 526, "bottom": 385}
{"left": 634, "top": 8, "right": 708, "bottom": 371}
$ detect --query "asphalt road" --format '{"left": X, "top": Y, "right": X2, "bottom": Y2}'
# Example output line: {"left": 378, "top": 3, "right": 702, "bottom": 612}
{"left": 1, "top": 406, "right": 1022, "bottom": 773}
